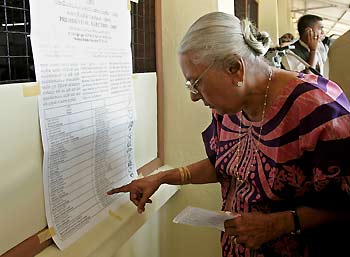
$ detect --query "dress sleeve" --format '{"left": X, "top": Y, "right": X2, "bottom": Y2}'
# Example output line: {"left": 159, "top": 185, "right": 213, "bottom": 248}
{"left": 201, "top": 112, "right": 220, "bottom": 166}
{"left": 298, "top": 87, "right": 350, "bottom": 210}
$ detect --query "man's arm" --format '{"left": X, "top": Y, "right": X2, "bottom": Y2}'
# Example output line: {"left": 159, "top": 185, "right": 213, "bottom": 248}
{"left": 305, "top": 28, "right": 319, "bottom": 70}
{"left": 308, "top": 49, "right": 318, "bottom": 69}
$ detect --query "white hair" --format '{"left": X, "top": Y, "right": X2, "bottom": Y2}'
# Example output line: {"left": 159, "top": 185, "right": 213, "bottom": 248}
{"left": 178, "top": 12, "right": 271, "bottom": 68}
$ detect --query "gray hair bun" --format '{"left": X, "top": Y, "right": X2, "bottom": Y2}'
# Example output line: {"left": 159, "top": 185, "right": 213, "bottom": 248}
{"left": 241, "top": 19, "right": 271, "bottom": 56}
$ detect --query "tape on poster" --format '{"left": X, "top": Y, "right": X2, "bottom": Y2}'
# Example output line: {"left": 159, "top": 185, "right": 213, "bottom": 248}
{"left": 23, "top": 83, "right": 40, "bottom": 97}
{"left": 108, "top": 210, "right": 123, "bottom": 221}
{"left": 37, "top": 227, "right": 56, "bottom": 244}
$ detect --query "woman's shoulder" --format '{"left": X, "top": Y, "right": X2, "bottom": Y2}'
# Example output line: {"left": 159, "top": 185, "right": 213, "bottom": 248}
{"left": 277, "top": 73, "right": 350, "bottom": 136}
{"left": 271, "top": 70, "right": 349, "bottom": 111}
{"left": 256, "top": 71, "right": 350, "bottom": 133}
{"left": 294, "top": 73, "right": 350, "bottom": 111}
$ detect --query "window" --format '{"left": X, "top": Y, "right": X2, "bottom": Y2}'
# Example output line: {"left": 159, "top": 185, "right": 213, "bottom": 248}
{"left": 0, "top": 0, "right": 35, "bottom": 84}
{"left": 130, "top": 0, "right": 156, "bottom": 73}
{"left": 1, "top": 0, "right": 163, "bottom": 255}
{"left": 0, "top": 0, "right": 157, "bottom": 84}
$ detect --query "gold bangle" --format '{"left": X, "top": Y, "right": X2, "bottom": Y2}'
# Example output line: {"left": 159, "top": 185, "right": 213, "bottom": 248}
{"left": 183, "top": 166, "right": 192, "bottom": 184}
{"left": 178, "top": 167, "right": 185, "bottom": 184}
{"left": 178, "top": 166, "right": 192, "bottom": 184}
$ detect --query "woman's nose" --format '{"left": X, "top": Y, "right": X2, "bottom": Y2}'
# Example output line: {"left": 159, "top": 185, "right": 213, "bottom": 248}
{"left": 190, "top": 92, "right": 201, "bottom": 102}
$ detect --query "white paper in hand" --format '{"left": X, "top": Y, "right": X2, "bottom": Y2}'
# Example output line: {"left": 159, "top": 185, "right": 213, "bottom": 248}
{"left": 173, "top": 206, "right": 238, "bottom": 231}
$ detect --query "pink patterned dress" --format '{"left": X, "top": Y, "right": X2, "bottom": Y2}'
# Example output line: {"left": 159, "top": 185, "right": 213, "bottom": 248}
{"left": 202, "top": 73, "right": 350, "bottom": 257}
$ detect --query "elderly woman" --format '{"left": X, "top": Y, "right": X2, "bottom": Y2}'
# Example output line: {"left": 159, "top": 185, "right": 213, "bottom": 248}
{"left": 108, "top": 12, "right": 350, "bottom": 257}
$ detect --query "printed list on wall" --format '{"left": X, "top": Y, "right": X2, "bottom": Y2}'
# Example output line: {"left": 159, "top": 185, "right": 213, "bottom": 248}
{"left": 29, "top": 0, "right": 137, "bottom": 250}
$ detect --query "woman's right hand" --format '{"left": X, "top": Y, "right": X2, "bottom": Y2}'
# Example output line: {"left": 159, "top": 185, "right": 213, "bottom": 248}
{"left": 107, "top": 174, "right": 161, "bottom": 213}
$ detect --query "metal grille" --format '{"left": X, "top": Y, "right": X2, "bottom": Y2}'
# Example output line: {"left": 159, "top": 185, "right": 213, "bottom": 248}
{"left": 235, "top": 0, "right": 246, "bottom": 21}
{"left": 235, "top": 0, "right": 259, "bottom": 27}
{"left": 130, "top": 0, "right": 156, "bottom": 73}
{"left": 0, "top": 0, "right": 35, "bottom": 84}
{"left": 248, "top": 0, "right": 258, "bottom": 27}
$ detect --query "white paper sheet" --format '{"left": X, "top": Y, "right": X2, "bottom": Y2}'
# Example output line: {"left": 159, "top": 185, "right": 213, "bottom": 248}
{"left": 173, "top": 206, "right": 238, "bottom": 231}
{"left": 29, "top": 0, "right": 137, "bottom": 250}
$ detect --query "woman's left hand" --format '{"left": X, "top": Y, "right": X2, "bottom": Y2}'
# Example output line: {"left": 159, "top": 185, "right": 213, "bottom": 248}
{"left": 224, "top": 211, "right": 292, "bottom": 249}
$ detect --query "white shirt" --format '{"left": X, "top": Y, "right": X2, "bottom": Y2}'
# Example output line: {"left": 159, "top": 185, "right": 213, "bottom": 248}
{"left": 281, "top": 39, "right": 328, "bottom": 77}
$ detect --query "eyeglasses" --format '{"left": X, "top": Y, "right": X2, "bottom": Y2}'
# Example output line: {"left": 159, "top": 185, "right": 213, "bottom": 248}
{"left": 185, "top": 62, "right": 214, "bottom": 94}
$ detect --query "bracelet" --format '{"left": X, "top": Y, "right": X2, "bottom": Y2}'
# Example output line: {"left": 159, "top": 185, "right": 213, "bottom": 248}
{"left": 178, "top": 166, "right": 192, "bottom": 184}
{"left": 290, "top": 210, "right": 301, "bottom": 235}
{"left": 183, "top": 166, "right": 192, "bottom": 183}
{"left": 178, "top": 167, "right": 185, "bottom": 184}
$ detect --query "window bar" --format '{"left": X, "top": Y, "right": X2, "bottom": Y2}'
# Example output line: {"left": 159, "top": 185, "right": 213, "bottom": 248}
{"left": 0, "top": 5, "right": 27, "bottom": 11}
{"left": 4, "top": 0, "right": 12, "bottom": 80}
{"left": 147, "top": 1, "right": 153, "bottom": 71}
{"left": 135, "top": 2, "right": 137, "bottom": 72}
{"left": 0, "top": 31, "right": 28, "bottom": 34}
{"left": 1, "top": 78, "right": 31, "bottom": 84}
{"left": 149, "top": 1, "right": 151, "bottom": 71}
{"left": 150, "top": 1, "right": 153, "bottom": 71}
{"left": 132, "top": 2, "right": 137, "bottom": 72}
{"left": 24, "top": 0, "right": 30, "bottom": 80}
{"left": 0, "top": 55, "right": 30, "bottom": 58}
{"left": 134, "top": 2, "right": 138, "bottom": 72}
{"left": 143, "top": 1, "right": 146, "bottom": 71}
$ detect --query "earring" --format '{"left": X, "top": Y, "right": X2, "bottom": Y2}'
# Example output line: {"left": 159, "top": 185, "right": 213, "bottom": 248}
{"left": 236, "top": 81, "right": 243, "bottom": 87}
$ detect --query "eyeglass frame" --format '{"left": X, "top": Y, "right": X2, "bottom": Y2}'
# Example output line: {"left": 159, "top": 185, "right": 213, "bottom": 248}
{"left": 185, "top": 62, "right": 214, "bottom": 94}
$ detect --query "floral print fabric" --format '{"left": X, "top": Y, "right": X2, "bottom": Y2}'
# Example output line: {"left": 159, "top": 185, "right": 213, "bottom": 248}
{"left": 202, "top": 73, "right": 350, "bottom": 257}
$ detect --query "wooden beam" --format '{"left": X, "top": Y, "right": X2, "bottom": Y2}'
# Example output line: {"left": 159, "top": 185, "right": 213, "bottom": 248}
{"left": 0, "top": 228, "right": 53, "bottom": 257}
{"left": 292, "top": 4, "right": 336, "bottom": 13}
{"left": 312, "top": 0, "right": 350, "bottom": 11}
{"left": 326, "top": 10, "right": 347, "bottom": 35}
{"left": 292, "top": 10, "right": 349, "bottom": 26}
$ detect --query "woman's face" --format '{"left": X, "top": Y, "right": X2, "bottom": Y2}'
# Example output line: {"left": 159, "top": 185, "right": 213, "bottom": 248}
{"left": 179, "top": 54, "right": 244, "bottom": 115}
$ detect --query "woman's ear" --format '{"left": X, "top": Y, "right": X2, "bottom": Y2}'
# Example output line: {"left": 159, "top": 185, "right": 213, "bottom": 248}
{"left": 226, "top": 58, "right": 244, "bottom": 82}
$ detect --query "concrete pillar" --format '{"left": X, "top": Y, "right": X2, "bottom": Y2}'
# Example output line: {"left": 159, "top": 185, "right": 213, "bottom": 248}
{"left": 218, "top": 0, "right": 235, "bottom": 15}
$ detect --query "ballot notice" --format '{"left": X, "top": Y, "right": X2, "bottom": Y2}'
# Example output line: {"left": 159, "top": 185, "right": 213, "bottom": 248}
{"left": 29, "top": 0, "right": 137, "bottom": 249}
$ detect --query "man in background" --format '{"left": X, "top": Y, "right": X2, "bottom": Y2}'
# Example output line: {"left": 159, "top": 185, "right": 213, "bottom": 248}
{"left": 279, "top": 33, "right": 294, "bottom": 47}
{"left": 328, "top": 30, "right": 350, "bottom": 99}
{"left": 282, "top": 14, "right": 328, "bottom": 76}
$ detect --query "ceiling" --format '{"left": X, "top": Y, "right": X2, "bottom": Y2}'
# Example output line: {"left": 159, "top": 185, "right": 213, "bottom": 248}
{"left": 290, "top": 0, "right": 350, "bottom": 39}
